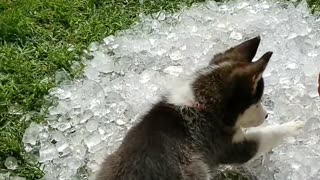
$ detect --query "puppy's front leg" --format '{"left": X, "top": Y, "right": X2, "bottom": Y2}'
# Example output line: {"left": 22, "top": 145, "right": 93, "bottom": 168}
{"left": 220, "top": 121, "right": 305, "bottom": 165}
{"left": 245, "top": 120, "right": 305, "bottom": 161}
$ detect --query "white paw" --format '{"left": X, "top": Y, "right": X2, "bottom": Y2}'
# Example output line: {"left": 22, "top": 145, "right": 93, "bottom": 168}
{"left": 282, "top": 121, "right": 305, "bottom": 136}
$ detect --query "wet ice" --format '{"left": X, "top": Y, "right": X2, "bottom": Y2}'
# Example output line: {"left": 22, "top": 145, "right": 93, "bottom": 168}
{"left": 21, "top": 0, "right": 320, "bottom": 179}
{"left": 4, "top": 157, "right": 18, "bottom": 170}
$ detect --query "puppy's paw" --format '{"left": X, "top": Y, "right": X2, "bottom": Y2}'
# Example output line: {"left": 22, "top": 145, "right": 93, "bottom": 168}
{"left": 282, "top": 120, "right": 305, "bottom": 136}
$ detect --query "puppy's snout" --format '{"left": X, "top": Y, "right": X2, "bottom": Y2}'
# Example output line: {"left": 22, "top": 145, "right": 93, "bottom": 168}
{"left": 265, "top": 114, "right": 269, "bottom": 119}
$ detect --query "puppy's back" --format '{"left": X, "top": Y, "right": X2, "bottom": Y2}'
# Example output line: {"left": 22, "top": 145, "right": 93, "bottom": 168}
{"left": 96, "top": 102, "right": 189, "bottom": 180}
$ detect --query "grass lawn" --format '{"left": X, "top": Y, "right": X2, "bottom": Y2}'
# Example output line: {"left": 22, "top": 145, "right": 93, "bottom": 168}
{"left": 0, "top": 0, "right": 319, "bottom": 179}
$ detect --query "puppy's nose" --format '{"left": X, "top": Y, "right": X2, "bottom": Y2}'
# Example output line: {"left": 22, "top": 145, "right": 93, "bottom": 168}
{"left": 265, "top": 114, "right": 269, "bottom": 119}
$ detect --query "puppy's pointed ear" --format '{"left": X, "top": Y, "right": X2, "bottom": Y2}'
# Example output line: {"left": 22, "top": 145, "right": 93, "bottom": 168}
{"left": 210, "top": 36, "right": 261, "bottom": 65}
{"left": 248, "top": 52, "right": 272, "bottom": 93}
{"left": 231, "top": 36, "right": 261, "bottom": 62}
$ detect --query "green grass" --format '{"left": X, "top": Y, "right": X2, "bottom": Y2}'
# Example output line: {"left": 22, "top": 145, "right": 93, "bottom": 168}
{"left": 0, "top": 0, "right": 319, "bottom": 179}
{"left": 309, "top": 0, "right": 320, "bottom": 13}
{"left": 0, "top": 0, "right": 212, "bottom": 179}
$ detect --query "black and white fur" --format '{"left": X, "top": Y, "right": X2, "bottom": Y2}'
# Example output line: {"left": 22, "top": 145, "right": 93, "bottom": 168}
{"left": 96, "top": 36, "right": 305, "bottom": 180}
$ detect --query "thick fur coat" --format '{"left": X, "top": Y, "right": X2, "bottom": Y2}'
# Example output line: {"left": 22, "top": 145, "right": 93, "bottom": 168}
{"left": 96, "top": 36, "right": 305, "bottom": 180}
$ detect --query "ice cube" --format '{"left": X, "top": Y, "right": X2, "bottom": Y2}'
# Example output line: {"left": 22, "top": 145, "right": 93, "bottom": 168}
{"left": 56, "top": 122, "right": 71, "bottom": 132}
{"left": 105, "top": 92, "right": 124, "bottom": 103}
{"left": 163, "top": 66, "right": 183, "bottom": 76}
{"left": 87, "top": 160, "right": 100, "bottom": 173}
{"left": 67, "top": 158, "right": 83, "bottom": 170}
{"left": 50, "top": 87, "right": 72, "bottom": 100}
{"left": 84, "top": 66, "right": 100, "bottom": 80}
{"left": 59, "top": 168, "right": 77, "bottom": 180}
{"left": 114, "top": 116, "right": 125, "bottom": 124}
{"left": 103, "top": 35, "right": 114, "bottom": 45}
{"left": 84, "top": 132, "right": 102, "bottom": 152}
{"left": 51, "top": 130, "right": 65, "bottom": 142}
{"left": 304, "top": 117, "right": 320, "bottom": 132}
{"left": 56, "top": 141, "right": 72, "bottom": 156}
{"left": 169, "top": 51, "right": 183, "bottom": 61}
{"left": 86, "top": 118, "right": 99, "bottom": 132}
{"left": 89, "top": 42, "right": 99, "bottom": 51}
{"left": 80, "top": 110, "right": 94, "bottom": 123}
{"left": 4, "top": 156, "right": 18, "bottom": 170}
{"left": 39, "top": 145, "right": 59, "bottom": 162}
{"left": 55, "top": 69, "right": 71, "bottom": 85}
{"left": 23, "top": 122, "right": 43, "bottom": 145}
{"left": 73, "top": 144, "right": 87, "bottom": 159}
{"left": 230, "top": 31, "right": 243, "bottom": 40}
{"left": 139, "top": 70, "right": 157, "bottom": 84}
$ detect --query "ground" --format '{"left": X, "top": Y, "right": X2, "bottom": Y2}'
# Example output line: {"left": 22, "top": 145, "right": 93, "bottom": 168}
{"left": 0, "top": 0, "right": 319, "bottom": 179}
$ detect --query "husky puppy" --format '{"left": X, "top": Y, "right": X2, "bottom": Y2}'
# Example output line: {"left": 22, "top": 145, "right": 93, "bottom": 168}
{"left": 96, "top": 36, "right": 305, "bottom": 180}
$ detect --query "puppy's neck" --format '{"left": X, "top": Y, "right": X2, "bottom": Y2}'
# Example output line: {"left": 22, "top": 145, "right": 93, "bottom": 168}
{"left": 165, "top": 76, "right": 196, "bottom": 107}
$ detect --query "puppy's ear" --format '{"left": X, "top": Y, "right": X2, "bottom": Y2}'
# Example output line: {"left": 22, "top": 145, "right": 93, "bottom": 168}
{"left": 231, "top": 36, "right": 261, "bottom": 62}
{"left": 247, "top": 52, "right": 272, "bottom": 93}
{"left": 210, "top": 36, "right": 261, "bottom": 65}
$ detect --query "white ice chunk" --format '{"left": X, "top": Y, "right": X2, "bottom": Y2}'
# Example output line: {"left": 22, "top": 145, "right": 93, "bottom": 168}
{"left": 4, "top": 156, "right": 18, "bottom": 170}
{"left": 22, "top": 122, "right": 43, "bottom": 146}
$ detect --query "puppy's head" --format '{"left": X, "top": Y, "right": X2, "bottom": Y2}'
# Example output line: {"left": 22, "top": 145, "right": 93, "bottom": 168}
{"left": 193, "top": 36, "right": 271, "bottom": 128}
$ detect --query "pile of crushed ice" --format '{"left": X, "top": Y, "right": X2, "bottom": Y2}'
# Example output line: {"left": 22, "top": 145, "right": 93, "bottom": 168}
{"left": 15, "top": 0, "right": 320, "bottom": 179}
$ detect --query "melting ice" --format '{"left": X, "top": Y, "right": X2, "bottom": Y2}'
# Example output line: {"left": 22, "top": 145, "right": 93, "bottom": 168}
{"left": 19, "top": 0, "right": 320, "bottom": 179}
